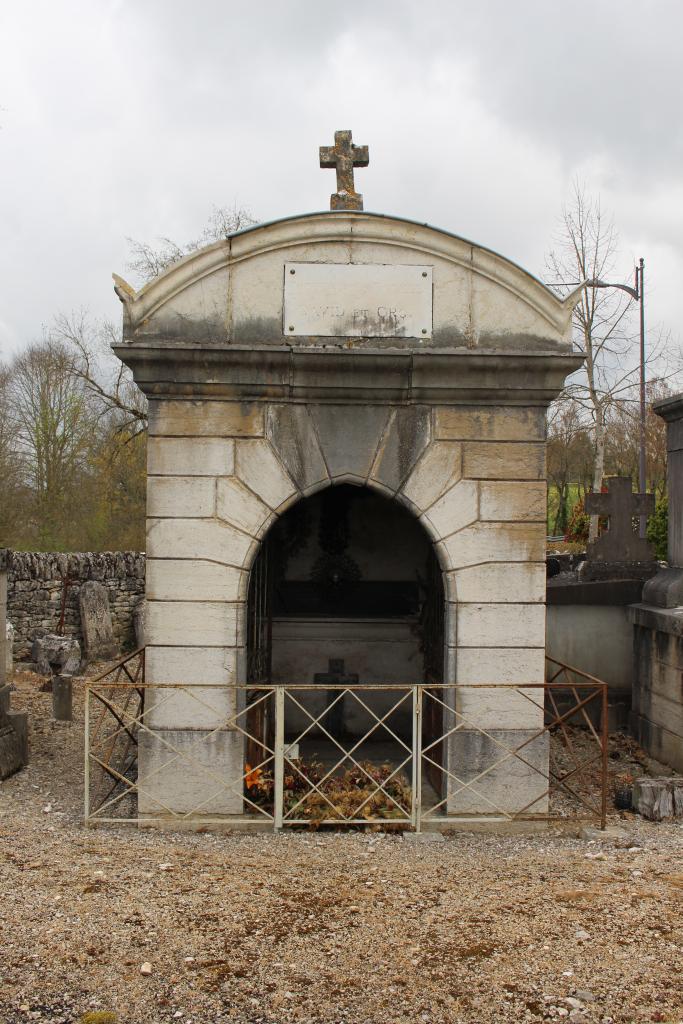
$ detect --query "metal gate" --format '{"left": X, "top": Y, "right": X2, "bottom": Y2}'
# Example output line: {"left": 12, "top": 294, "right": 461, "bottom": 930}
{"left": 85, "top": 655, "right": 609, "bottom": 830}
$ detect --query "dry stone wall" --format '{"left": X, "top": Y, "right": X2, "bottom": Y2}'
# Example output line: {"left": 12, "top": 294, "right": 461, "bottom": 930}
{"left": 7, "top": 552, "right": 145, "bottom": 661}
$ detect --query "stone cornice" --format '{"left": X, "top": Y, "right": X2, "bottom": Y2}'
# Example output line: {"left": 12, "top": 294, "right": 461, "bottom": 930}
{"left": 113, "top": 342, "right": 583, "bottom": 407}
{"left": 653, "top": 392, "right": 683, "bottom": 423}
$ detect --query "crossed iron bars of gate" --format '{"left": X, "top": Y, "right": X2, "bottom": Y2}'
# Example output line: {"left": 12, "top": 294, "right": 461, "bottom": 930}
{"left": 85, "top": 653, "right": 608, "bottom": 830}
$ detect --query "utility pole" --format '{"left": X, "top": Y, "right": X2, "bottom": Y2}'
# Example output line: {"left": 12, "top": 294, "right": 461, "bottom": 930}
{"left": 637, "top": 258, "right": 647, "bottom": 537}
{"left": 589, "top": 259, "right": 647, "bottom": 536}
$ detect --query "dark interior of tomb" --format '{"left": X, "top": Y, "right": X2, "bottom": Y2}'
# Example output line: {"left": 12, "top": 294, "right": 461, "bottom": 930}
{"left": 248, "top": 485, "right": 443, "bottom": 670}
{"left": 272, "top": 485, "right": 430, "bottom": 616}
{"left": 246, "top": 485, "right": 444, "bottom": 782}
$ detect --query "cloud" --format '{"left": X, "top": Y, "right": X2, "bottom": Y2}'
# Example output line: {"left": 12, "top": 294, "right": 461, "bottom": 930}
{"left": 0, "top": 0, "right": 680, "bottom": 359}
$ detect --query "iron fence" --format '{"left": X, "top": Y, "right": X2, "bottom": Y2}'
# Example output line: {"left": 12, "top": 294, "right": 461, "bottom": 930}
{"left": 85, "top": 654, "right": 608, "bottom": 830}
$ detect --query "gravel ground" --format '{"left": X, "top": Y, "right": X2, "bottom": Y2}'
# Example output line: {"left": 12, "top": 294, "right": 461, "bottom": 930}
{"left": 1, "top": 673, "right": 682, "bottom": 1024}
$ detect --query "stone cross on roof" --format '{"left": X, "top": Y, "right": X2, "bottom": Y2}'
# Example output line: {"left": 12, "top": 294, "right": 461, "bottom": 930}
{"left": 585, "top": 476, "right": 655, "bottom": 563}
{"left": 319, "top": 129, "right": 369, "bottom": 212}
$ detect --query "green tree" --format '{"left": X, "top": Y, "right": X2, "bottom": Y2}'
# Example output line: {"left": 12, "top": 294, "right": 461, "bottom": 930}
{"left": 647, "top": 498, "right": 668, "bottom": 561}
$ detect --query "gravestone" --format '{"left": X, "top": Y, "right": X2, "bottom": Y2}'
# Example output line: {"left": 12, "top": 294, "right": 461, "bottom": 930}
{"left": 32, "top": 633, "right": 81, "bottom": 677}
{"left": 52, "top": 673, "right": 73, "bottom": 722}
{"left": 583, "top": 476, "right": 657, "bottom": 581}
{"left": 313, "top": 658, "right": 358, "bottom": 738}
{"left": 79, "top": 580, "right": 116, "bottom": 661}
{"left": 0, "top": 706, "right": 27, "bottom": 779}
{"left": 0, "top": 549, "right": 28, "bottom": 779}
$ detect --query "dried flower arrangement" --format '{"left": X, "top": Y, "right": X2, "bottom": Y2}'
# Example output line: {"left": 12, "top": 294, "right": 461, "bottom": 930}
{"left": 245, "top": 757, "right": 411, "bottom": 827}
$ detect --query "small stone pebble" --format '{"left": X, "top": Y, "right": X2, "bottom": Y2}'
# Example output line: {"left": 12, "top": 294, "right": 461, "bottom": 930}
{"left": 2, "top": 670, "right": 682, "bottom": 1024}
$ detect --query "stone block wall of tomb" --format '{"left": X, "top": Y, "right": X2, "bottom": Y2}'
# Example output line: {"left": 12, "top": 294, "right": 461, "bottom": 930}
{"left": 630, "top": 605, "right": 683, "bottom": 774}
{"left": 142, "top": 397, "right": 549, "bottom": 817}
{"left": 7, "top": 551, "right": 145, "bottom": 660}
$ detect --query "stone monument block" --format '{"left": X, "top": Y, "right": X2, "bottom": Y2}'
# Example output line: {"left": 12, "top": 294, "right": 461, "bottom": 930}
{"left": 52, "top": 673, "right": 73, "bottom": 722}
{"left": 633, "top": 777, "right": 683, "bottom": 820}
{"left": 0, "top": 548, "right": 28, "bottom": 778}
{"left": 0, "top": 714, "right": 28, "bottom": 780}
{"left": 79, "top": 580, "right": 116, "bottom": 661}
{"left": 32, "top": 633, "right": 81, "bottom": 677}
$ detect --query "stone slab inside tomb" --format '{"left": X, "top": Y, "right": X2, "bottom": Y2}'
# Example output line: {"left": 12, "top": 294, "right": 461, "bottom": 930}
{"left": 113, "top": 130, "right": 583, "bottom": 827}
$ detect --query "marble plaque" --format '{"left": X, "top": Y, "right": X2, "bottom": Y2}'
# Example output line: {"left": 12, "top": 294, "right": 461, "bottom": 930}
{"left": 283, "top": 262, "right": 433, "bottom": 338}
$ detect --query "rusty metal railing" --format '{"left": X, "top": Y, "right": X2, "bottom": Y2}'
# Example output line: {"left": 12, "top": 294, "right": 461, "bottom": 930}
{"left": 545, "top": 655, "right": 611, "bottom": 827}
{"left": 85, "top": 648, "right": 145, "bottom": 824}
{"left": 84, "top": 669, "right": 608, "bottom": 830}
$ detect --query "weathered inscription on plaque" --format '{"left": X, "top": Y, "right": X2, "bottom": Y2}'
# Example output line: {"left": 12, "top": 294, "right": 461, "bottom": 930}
{"left": 283, "top": 263, "right": 433, "bottom": 338}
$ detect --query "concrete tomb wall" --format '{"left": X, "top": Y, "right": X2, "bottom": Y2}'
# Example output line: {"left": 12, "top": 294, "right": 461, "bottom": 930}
{"left": 630, "top": 393, "right": 683, "bottom": 774}
{"left": 546, "top": 579, "right": 646, "bottom": 730}
{"left": 631, "top": 607, "right": 683, "bottom": 774}
{"left": 113, "top": 211, "right": 581, "bottom": 821}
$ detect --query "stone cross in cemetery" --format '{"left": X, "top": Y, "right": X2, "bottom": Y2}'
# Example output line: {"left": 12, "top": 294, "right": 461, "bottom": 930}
{"left": 584, "top": 476, "right": 656, "bottom": 580}
{"left": 319, "top": 129, "right": 369, "bottom": 211}
{"left": 313, "top": 658, "right": 358, "bottom": 739}
{"left": 112, "top": 129, "right": 584, "bottom": 825}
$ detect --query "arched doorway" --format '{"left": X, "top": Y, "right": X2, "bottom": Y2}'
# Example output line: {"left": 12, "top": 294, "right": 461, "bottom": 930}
{"left": 246, "top": 483, "right": 445, "bottom": 786}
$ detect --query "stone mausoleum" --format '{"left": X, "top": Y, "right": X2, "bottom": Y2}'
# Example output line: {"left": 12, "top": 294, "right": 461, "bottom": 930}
{"left": 113, "top": 131, "right": 582, "bottom": 824}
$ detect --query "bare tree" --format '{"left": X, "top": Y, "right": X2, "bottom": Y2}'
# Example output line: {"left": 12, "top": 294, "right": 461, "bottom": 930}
{"left": 7, "top": 340, "right": 99, "bottom": 548}
{"left": 546, "top": 399, "right": 593, "bottom": 535}
{"left": 605, "top": 381, "right": 670, "bottom": 499}
{"left": 51, "top": 311, "right": 147, "bottom": 435}
{"left": 53, "top": 205, "right": 258, "bottom": 429}
{"left": 126, "top": 203, "right": 257, "bottom": 284}
{"left": 547, "top": 183, "right": 645, "bottom": 540}
{"left": 0, "top": 363, "right": 28, "bottom": 545}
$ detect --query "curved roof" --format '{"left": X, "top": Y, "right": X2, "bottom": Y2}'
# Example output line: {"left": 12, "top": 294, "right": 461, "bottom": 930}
{"left": 114, "top": 210, "right": 583, "bottom": 343}
{"left": 228, "top": 209, "right": 557, "bottom": 292}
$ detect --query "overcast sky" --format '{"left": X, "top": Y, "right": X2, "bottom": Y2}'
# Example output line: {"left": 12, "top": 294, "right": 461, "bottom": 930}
{"left": 1, "top": 0, "right": 682, "bottom": 358}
